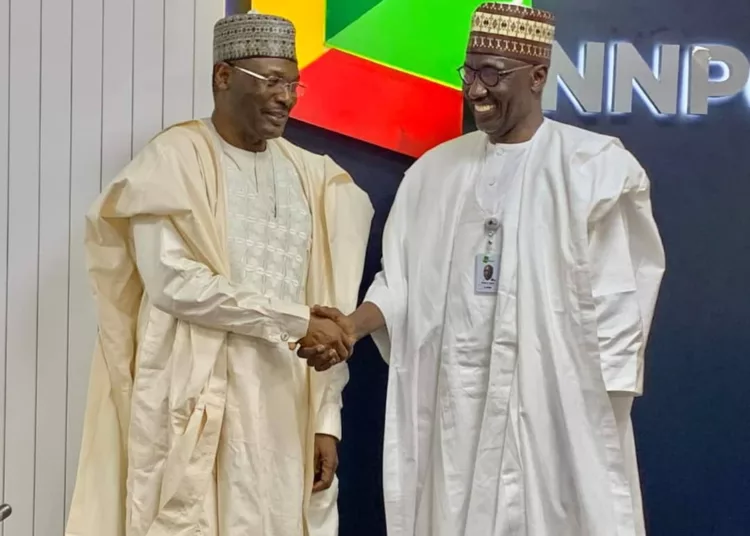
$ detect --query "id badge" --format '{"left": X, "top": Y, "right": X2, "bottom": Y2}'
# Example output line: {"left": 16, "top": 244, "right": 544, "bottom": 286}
{"left": 475, "top": 253, "right": 500, "bottom": 294}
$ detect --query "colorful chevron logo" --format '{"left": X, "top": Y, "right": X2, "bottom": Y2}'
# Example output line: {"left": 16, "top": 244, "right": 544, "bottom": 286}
{"left": 254, "top": 0, "right": 532, "bottom": 157}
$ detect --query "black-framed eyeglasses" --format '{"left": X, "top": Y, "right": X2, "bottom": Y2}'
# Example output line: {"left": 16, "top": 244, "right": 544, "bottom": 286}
{"left": 457, "top": 64, "right": 532, "bottom": 88}
{"left": 229, "top": 63, "right": 307, "bottom": 97}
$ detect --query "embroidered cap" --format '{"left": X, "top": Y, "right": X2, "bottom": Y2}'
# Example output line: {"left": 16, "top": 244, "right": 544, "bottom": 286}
{"left": 213, "top": 10, "right": 297, "bottom": 64}
{"left": 467, "top": 2, "right": 555, "bottom": 65}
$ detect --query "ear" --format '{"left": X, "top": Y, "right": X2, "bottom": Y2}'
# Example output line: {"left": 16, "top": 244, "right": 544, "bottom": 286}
{"left": 214, "top": 63, "right": 232, "bottom": 92}
{"left": 530, "top": 65, "right": 548, "bottom": 94}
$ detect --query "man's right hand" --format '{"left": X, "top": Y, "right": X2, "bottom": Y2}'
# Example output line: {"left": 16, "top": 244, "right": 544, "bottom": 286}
{"left": 296, "top": 313, "right": 352, "bottom": 370}
{"left": 297, "top": 306, "right": 355, "bottom": 371}
{"left": 312, "top": 306, "right": 355, "bottom": 337}
{"left": 297, "top": 302, "right": 385, "bottom": 371}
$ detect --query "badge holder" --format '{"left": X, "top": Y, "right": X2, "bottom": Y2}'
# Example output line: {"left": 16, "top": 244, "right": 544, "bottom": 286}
{"left": 475, "top": 217, "right": 501, "bottom": 294}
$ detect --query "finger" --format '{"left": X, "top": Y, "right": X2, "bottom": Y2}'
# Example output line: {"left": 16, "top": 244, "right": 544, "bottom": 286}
{"left": 311, "top": 305, "right": 336, "bottom": 316}
{"left": 314, "top": 360, "right": 335, "bottom": 372}
{"left": 321, "top": 455, "right": 336, "bottom": 488}
{"left": 310, "top": 349, "right": 339, "bottom": 372}
{"left": 297, "top": 345, "right": 326, "bottom": 359}
{"left": 307, "top": 356, "right": 323, "bottom": 369}
{"left": 313, "top": 456, "right": 335, "bottom": 492}
{"left": 312, "top": 305, "right": 342, "bottom": 321}
{"left": 307, "top": 351, "right": 332, "bottom": 370}
{"left": 332, "top": 338, "right": 349, "bottom": 361}
{"left": 328, "top": 348, "right": 338, "bottom": 361}
{"left": 312, "top": 447, "right": 323, "bottom": 491}
{"left": 344, "top": 336, "right": 355, "bottom": 355}
{"left": 312, "top": 458, "right": 325, "bottom": 491}
{"left": 325, "top": 349, "right": 341, "bottom": 368}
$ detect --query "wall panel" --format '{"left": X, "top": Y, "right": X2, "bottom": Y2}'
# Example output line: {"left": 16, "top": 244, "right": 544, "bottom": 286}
{"left": 0, "top": 0, "right": 10, "bottom": 530}
{"left": 0, "top": 0, "right": 224, "bottom": 533}
{"left": 132, "top": 0, "right": 165, "bottom": 154}
{"left": 35, "top": 0, "right": 73, "bottom": 532}
{"left": 4, "top": 0, "right": 42, "bottom": 534}
{"left": 101, "top": 0, "right": 134, "bottom": 185}
{"left": 163, "top": 0, "right": 196, "bottom": 127}
{"left": 66, "top": 0, "right": 104, "bottom": 516}
{"left": 194, "top": 0, "right": 224, "bottom": 119}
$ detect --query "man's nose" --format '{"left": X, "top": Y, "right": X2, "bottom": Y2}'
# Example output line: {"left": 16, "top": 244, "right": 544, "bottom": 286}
{"left": 274, "top": 86, "right": 295, "bottom": 106}
{"left": 467, "top": 78, "right": 488, "bottom": 100}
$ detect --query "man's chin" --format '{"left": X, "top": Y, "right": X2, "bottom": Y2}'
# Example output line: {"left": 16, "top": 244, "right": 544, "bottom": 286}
{"left": 473, "top": 117, "right": 510, "bottom": 140}
{"left": 473, "top": 119, "right": 499, "bottom": 135}
{"left": 259, "top": 123, "right": 287, "bottom": 140}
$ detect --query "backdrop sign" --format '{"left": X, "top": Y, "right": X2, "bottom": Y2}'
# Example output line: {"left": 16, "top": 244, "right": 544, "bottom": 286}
{"left": 256, "top": 0, "right": 748, "bottom": 155}
{"left": 545, "top": 42, "right": 750, "bottom": 116}
{"left": 282, "top": 1, "right": 750, "bottom": 535}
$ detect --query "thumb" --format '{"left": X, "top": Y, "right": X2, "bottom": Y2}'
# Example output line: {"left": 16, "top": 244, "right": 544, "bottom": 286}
{"left": 313, "top": 305, "right": 342, "bottom": 321}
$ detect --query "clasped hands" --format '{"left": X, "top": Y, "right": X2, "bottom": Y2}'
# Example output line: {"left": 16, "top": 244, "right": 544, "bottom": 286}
{"left": 293, "top": 306, "right": 355, "bottom": 371}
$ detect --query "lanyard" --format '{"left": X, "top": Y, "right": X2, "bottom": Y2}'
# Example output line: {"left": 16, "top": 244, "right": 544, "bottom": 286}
{"left": 484, "top": 216, "right": 501, "bottom": 253}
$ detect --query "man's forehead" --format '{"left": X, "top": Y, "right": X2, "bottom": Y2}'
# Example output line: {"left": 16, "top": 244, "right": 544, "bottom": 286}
{"left": 465, "top": 53, "right": 519, "bottom": 68}
{"left": 236, "top": 56, "right": 299, "bottom": 75}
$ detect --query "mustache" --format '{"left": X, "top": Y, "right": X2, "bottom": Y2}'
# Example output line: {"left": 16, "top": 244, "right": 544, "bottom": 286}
{"left": 262, "top": 107, "right": 291, "bottom": 116}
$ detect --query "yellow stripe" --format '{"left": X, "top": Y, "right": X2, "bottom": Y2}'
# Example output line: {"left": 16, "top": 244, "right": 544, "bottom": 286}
{"left": 254, "top": 0, "right": 326, "bottom": 68}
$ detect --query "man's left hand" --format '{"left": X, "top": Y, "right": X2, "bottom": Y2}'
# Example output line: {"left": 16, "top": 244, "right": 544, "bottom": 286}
{"left": 313, "top": 434, "right": 338, "bottom": 493}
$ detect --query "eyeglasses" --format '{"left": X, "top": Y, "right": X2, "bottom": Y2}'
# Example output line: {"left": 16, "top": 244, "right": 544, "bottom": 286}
{"left": 229, "top": 64, "right": 306, "bottom": 97}
{"left": 457, "top": 64, "right": 532, "bottom": 88}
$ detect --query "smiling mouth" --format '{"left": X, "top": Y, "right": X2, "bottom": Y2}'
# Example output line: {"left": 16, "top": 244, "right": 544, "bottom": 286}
{"left": 263, "top": 111, "right": 289, "bottom": 122}
{"left": 474, "top": 103, "right": 497, "bottom": 114}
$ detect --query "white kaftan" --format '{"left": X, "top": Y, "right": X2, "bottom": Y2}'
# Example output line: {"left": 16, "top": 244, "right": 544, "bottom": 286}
{"left": 129, "top": 122, "right": 332, "bottom": 536}
{"left": 420, "top": 132, "right": 533, "bottom": 535}
{"left": 365, "top": 120, "right": 665, "bottom": 536}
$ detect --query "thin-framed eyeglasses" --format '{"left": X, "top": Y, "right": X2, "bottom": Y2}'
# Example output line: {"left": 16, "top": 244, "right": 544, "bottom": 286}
{"left": 229, "top": 64, "right": 306, "bottom": 96}
{"left": 457, "top": 64, "right": 532, "bottom": 88}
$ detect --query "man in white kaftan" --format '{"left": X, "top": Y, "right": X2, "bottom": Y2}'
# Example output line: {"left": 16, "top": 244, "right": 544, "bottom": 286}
{"left": 65, "top": 11, "right": 373, "bottom": 536}
{"left": 299, "top": 2, "right": 665, "bottom": 535}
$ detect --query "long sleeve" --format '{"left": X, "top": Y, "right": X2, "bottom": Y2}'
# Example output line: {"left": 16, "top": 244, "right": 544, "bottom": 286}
{"left": 363, "top": 174, "right": 413, "bottom": 364}
{"left": 588, "top": 148, "right": 665, "bottom": 395}
{"left": 315, "top": 365, "right": 349, "bottom": 439}
{"left": 308, "top": 156, "right": 374, "bottom": 440}
{"left": 131, "top": 215, "right": 310, "bottom": 343}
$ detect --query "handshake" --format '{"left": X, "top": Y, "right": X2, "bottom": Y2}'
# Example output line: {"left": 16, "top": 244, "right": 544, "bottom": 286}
{"left": 293, "top": 306, "right": 357, "bottom": 371}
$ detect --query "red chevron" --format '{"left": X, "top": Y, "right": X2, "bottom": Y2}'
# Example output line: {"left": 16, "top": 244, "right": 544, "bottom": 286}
{"left": 293, "top": 49, "right": 463, "bottom": 157}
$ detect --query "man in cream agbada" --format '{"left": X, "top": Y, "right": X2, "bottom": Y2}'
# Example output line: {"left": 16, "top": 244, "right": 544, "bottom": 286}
{"left": 66, "top": 11, "right": 372, "bottom": 536}
{"left": 300, "top": 2, "right": 666, "bottom": 535}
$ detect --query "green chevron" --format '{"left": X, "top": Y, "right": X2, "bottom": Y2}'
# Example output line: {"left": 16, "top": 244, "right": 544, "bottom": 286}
{"left": 325, "top": 0, "right": 534, "bottom": 89}
{"left": 326, "top": 0, "right": 384, "bottom": 41}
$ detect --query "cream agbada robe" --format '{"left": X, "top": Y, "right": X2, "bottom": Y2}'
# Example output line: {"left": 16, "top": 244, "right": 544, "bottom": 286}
{"left": 65, "top": 120, "right": 373, "bottom": 536}
{"left": 365, "top": 120, "right": 665, "bottom": 536}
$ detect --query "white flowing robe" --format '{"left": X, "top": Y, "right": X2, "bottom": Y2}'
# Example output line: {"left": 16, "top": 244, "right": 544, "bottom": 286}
{"left": 65, "top": 120, "right": 373, "bottom": 536}
{"left": 365, "top": 119, "right": 665, "bottom": 536}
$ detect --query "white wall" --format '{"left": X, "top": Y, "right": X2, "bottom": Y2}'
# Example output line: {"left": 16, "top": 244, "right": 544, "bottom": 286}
{"left": 0, "top": 0, "right": 225, "bottom": 533}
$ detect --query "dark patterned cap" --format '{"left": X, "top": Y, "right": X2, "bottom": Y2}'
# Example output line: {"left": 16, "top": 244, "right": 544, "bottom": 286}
{"left": 213, "top": 10, "right": 297, "bottom": 64}
{"left": 467, "top": 2, "right": 555, "bottom": 65}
